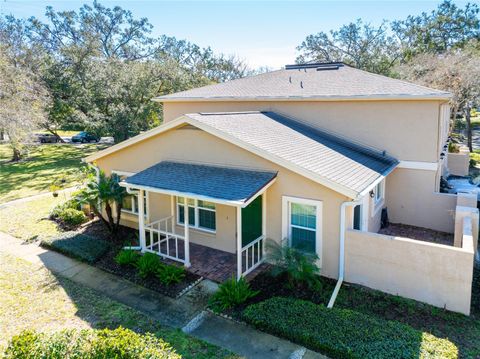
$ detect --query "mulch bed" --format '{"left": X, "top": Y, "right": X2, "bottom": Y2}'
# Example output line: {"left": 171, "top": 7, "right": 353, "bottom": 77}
{"left": 54, "top": 220, "right": 202, "bottom": 298}
{"left": 378, "top": 222, "right": 454, "bottom": 246}
{"left": 94, "top": 244, "right": 202, "bottom": 298}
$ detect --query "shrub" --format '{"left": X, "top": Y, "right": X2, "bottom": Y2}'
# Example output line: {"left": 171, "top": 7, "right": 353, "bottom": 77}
{"left": 58, "top": 208, "right": 87, "bottom": 226}
{"left": 155, "top": 263, "right": 186, "bottom": 285}
{"left": 267, "top": 239, "right": 322, "bottom": 291}
{"left": 3, "top": 327, "right": 180, "bottom": 359}
{"left": 50, "top": 198, "right": 81, "bottom": 218}
{"left": 209, "top": 276, "right": 259, "bottom": 311}
{"left": 243, "top": 297, "right": 457, "bottom": 359}
{"left": 41, "top": 232, "right": 110, "bottom": 263}
{"left": 448, "top": 142, "right": 460, "bottom": 153}
{"left": 135, "top": 252, "right": 161, "bottom": 278}
{"left": 115, "top": 249, "right": 141, "bottom": 266}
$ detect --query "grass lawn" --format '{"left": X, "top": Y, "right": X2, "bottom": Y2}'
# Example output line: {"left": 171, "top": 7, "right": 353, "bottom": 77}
{"left": 0, "top": 143, "right": 105, "bottom": 203}
{"left": 0, "top": 192, "right": 68, "bottom": 242}
{"left": 0, "top": 254, "right": 237, "bottom": 358}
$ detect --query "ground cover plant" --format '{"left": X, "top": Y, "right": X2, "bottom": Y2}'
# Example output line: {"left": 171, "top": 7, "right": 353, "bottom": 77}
{"left": 0, "top": 143, "right": 105, "bottom": 203}
{"left": 0, "top": 254, "right": 237, "bottom": 358}
{"left": 232, "top": 268, "right": 480, "bottom": 358}
{"left": 41, "top": 232, "right": 110, "bottom": 263}
{"left": 243, "top": 297, "right": 457, "bottom": 359}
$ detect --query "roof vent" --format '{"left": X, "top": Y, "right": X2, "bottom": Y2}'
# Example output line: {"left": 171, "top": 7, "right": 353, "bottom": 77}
{"left": 285, "top": 62, "right": 344, "bottom": 71}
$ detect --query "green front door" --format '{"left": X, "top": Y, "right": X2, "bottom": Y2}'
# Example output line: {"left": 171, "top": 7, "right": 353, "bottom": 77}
{"left": 241, "top": 196, "right": 262, "bottom": 247}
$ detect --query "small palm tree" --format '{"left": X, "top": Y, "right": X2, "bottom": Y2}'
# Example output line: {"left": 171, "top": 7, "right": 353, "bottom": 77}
{"left": 266, "top": 239, "right": 322, "bottom": 290}
{"left": 77, "top": 171, "right": 127, "bottom": 235}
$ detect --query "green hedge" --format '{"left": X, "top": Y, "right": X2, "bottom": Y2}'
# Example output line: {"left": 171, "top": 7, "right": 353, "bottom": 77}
{"left": 41, "top": 232, "right": 109, "bottom": 263}
{"left": 3, "top": 327, "right": 180, "bottom": 359}
{"left": 243, "top": 297, "right": 458, "bottom": 359}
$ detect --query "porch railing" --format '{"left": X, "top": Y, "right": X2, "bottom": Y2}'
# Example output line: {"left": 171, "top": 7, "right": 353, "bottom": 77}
{"left": 241, "top": 235, "right": 265, "bottom": 276}
{"left": 144, "top": 216, "right": 185, "bottom": 264}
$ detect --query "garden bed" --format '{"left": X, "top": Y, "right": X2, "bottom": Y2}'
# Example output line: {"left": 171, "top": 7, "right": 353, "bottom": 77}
{"left": 221, "top": 269, "right": 480, "bottom": 357}
{"left": 94, "top": 245, "right": 202, "bottom": 298}
{"left": 43, "top": 221, "right": 202, "bottom": 298}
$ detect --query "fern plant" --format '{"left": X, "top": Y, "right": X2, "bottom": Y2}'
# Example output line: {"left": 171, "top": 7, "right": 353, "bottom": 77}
{"left": 115, "top": 249, "right": 140, "bottom": 266}
{"left": 155, "top": 264, "right": 186, "bottom": 285}
{"left": 209, "top": 275, "right": 259, "bottom": 311}
{"left": 135, "top": 252, "right": 161, "bottom": 278}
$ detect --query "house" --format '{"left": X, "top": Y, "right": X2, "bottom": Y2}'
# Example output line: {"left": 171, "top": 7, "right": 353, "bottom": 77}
{"left": 85, "top": 62, "right": 478, "bottom": 315}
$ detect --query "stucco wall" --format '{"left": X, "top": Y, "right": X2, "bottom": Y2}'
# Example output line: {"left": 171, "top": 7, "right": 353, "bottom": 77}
{"left": 163, "top": 100, "right": 443, "bottom": 162}
{"left": 448, "top": 150, "right": 470, "bottom": 177}
{"left": 385, "top": 167, "right": 457, "bottom": 232}
{"left": 345, "top": 229, "right": 474, "bottom": 315}
{"left": 96, "top": 125, "right": 348, "bottom": 278}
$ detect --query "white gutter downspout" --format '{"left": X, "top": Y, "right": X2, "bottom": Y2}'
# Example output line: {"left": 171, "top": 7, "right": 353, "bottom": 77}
{"left": 327, "top": 199, "right": 360, "bottom": 309}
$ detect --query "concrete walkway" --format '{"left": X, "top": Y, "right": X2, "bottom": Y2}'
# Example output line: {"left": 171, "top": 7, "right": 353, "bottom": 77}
{"left": 0, "top": 232, "right": 326, "bottom": 359}
{"left": 0, "top": 187, "right": 78, "bottom": 209}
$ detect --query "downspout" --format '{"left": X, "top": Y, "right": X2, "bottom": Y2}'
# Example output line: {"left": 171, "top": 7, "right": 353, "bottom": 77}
{"left": 327, "top": 199, "right": 360, "bottom": 309}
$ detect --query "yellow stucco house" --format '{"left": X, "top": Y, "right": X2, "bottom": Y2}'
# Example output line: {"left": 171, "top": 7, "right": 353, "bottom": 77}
{"left": 85, "top": 62, "right": 478, "bottom": 315}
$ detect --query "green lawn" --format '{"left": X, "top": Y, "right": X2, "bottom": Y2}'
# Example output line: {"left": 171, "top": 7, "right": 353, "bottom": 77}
{"left": 0, "top": 143, "right": 105, "bottom": 203}
{"left": 0, "top": 193, "right": 68, "bottom": 242}
{"left": 0, "top": 254, "right": 237, "bottom": 358}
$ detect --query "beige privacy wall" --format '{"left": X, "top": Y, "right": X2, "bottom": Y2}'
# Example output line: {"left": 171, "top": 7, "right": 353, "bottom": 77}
{"left": 345, "top": 229, "right": 474, "bottom": 315}
{"left": 447, "top": 147, "right": 470, "bottom": 177}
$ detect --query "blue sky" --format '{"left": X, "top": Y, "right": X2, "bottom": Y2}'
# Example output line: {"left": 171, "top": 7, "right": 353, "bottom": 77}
{"left": 0, "top": 1, "right": 472, "bottom": 68}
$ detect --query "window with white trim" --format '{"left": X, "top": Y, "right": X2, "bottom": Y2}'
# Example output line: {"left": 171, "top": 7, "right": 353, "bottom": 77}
{"left": 374, "top": 181, "right": 384, "bottom": 204}
{"left": 282, "top": 196, "right": 322, "bottom": 260}
{"left": 122, "top": 192, "right": 147, "bottom": 216}
{"left": 176, "top": 197, "right": 216, "bottom": 232}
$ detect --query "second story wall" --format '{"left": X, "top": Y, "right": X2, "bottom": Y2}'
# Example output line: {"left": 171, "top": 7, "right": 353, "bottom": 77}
{"left": 163, "top": 100, "right": 446, "bottom": 163}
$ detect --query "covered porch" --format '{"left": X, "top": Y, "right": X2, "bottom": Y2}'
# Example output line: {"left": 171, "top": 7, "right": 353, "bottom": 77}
{"left": 120, "top": 161, "right": 277, "bottom": 280}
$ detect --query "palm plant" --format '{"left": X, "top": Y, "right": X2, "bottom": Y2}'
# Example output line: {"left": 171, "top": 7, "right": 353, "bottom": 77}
{"left": 266, "top": 239, "right": 322, "bottom": 291}
{"left": 77, "top": 171, "right": 127, "bottom": 235}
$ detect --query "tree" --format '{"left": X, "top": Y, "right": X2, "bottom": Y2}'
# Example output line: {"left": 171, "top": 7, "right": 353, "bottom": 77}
{"left": 78, "top": 172, "right": 127, "bottom": 235}
{"left": 395, "top": 44, "right": 480, "bottom": 151}
{"left": 392, "top": 0, "right": 480, "bottom": 59}
{"left": 0, "top": 48, "right": 49, "bottom": 161}
{"left": 296, "top": 19, "right": 401, "bottom": 75}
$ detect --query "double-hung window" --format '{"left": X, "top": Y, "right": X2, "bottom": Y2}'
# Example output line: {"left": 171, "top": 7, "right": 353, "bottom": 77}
{"left": 282, "top": 196, "right": 322, "bottom": 262}
{"left": 177, "top": 197, "right": 216, "bottom": 232}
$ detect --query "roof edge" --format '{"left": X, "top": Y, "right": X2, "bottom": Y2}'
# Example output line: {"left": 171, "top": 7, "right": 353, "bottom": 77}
{"left": 153, "top": 93, "right": 451, "bottom": 103}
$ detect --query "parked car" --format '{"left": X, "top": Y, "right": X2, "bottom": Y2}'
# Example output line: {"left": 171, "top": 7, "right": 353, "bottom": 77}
{"left": 37, "top": 133, "right": 60, "bottom": 143}
{"left": 71, "top": 132, "right": 100, "bottom": 143}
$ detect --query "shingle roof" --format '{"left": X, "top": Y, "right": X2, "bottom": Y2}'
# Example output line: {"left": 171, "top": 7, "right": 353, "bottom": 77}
{"left": 156, "top": 63, "right": 450, "bottom": 101}
{"left": 124, "top": 161, "right": 277, "bottom": 204}
{"left": 185, "top": 111, "right": 398, "bottom": 197}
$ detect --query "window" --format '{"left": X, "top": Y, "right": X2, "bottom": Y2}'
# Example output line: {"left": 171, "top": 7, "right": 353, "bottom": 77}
{"left": 282, "top": 196, "right": 322, "bottom": 261}
{"left": 374, "top": 181, "right": 384, "bottom": 204}
{"left": 177, "top": 197, "right": 216, "bottom": 232}
{"left": 122, "top": 191, "right": 147, "bottom": 216}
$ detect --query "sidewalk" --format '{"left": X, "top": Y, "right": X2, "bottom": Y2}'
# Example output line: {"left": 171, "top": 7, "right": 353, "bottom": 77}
{"left": 0, "top": 187, "right": 78, "bottom": 209}
{"left": 0, "top": 232, "right": 326, "bottom": 359}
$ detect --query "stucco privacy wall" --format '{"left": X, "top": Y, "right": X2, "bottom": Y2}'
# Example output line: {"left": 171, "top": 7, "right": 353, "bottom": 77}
{"left": 385, "top": 167, "right": 457, "bottom": 233}
{"left": 345, "top": 229, "right": 474, "bottom": 315}
{"left": 448, "top": 149, "right": 470, "bottom": 177}
{"left": 163, "top": 100, "right": 443, "bottom": 162}
{"left": 96, "top": 125, "right": 348, "bottom": 279}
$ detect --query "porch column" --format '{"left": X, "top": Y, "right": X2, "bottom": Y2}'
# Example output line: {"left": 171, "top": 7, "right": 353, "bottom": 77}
{"left": 184, "top": 198, "right": 191, "bottom": 267}
{"left": 236, "top": 206, "right": 242, "bottom": 280}
{"left": 138, "top": 189, "right": 146, "bottom": 253}
{"left": 170, "top": 195, "right": 175, "bottom": 235}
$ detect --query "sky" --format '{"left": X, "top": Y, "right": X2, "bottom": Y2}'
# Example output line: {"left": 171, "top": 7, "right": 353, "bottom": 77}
{"left": 0, "top": 0, "right": 474, "bottom": 69}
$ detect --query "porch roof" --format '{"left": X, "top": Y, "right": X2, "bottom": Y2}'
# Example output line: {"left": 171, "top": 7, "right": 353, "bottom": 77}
{"left": 122, "top": 161, "right": 277, "bottom": 206}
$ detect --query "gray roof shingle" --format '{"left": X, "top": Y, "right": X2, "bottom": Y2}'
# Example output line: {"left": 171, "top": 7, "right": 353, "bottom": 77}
{"left": 185, "top": 111, "right": 398, "bottom": 197}
{"left": 124, "top": 161, "right": 277, "bottom": 204}
{"left": 156, "top": 63, "right": 450, "bottom": 101}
